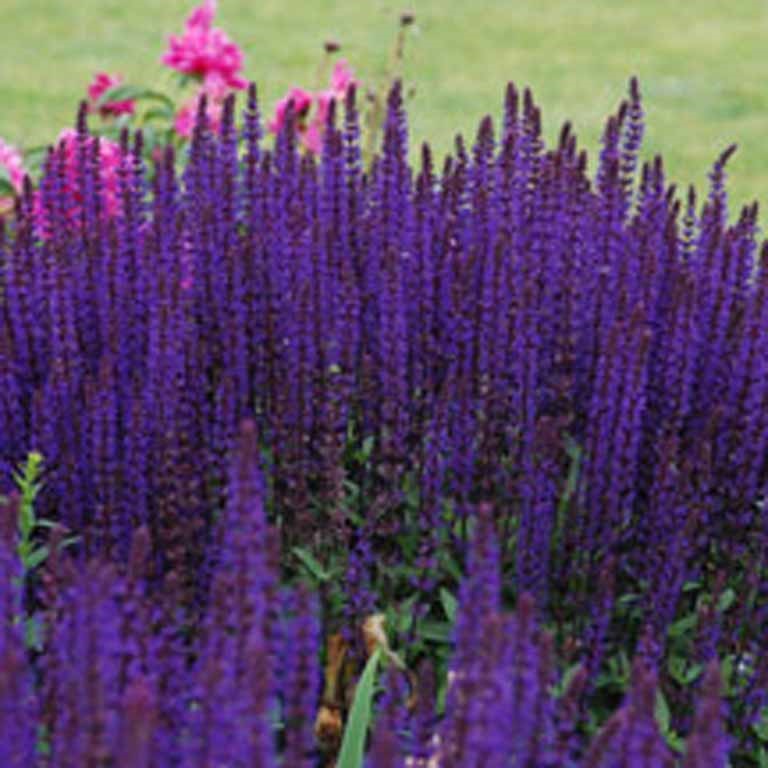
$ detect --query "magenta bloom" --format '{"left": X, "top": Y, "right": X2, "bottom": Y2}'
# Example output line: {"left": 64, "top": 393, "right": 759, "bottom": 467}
{"left": 174, "top": 92, "right": 225, "bottom": 138}
{"left": 268, "top": 87, "right": 314, "bottom": 135}
{"left": 0, "top": 137, "right": 25, "bottom": 213}
{"left": 269, "top": 61, "right": 358, "bottom": 155}
{"left": 33, "top": 129, "right": 123, "bottom": 235}
{"left": 57, "top": 129, "right": 123, "bottom": 217}
{"left": 0, "top": 138, "right": 25, "bottom": 189}
{"left": 161, "top": 0, "right": 247, "bottom": 91}
{"left": 87, "top": 72, "right": 135, "bottom": 118}
{"left": 173, "top": 74, "right": 230, "bottom": 138}
{"left": 303, "top": 60, "right": 358, "bottom": 154}
{"left": 329, "top": 59, "right": 357, "bottom": 97}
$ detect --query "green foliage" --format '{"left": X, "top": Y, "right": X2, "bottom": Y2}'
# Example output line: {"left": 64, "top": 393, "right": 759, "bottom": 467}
{"left": 654, "top": 690, "right": 685, "bottom": 754}
{"left": 13, "top": 450, "right": 79, "bottom": 574}
{"left": 10, "top": 451, "right": 78, "bottom": 652}
{"left": 14, "top": 450, "right": 47, "bottom": 572}
{"left": 0, "top": 165, "right": 16, "bottom": 196}
{"left": 337, "top": 648, "right": 382, "bottom": 768}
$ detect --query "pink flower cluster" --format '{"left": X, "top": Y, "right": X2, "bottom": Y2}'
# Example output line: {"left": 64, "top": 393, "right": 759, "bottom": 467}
{"left": 34, "top": 130, "right": 124, "bottom": 234}
{"left": 173, "top": 76, "right": 229, "bottom": 138}
{"left": 269, "top": 60, "right": 358, "bottom": 154}
{"left": 56, "top": 129, "right": 123, "bottom": 217}
{"left": 0, "top": 138, "right": 25, "bottom": 193}
{"left": 87, "top": 72, "right": 136, "bottom": 118}
{"left": 0, "top": 137, "right": 25, "bottom": 214}
{"left": 161, "top": 0, "right": 247, "bottom": 137}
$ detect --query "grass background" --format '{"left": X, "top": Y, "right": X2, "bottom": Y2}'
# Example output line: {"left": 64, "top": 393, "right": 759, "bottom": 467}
{"left": 1, "top": 0, "right": 767, "bottom": 211}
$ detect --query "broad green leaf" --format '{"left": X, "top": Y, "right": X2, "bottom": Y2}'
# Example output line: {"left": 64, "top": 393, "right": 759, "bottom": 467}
{"left": 337, "top": 648, "right": 381, "bottom": 768}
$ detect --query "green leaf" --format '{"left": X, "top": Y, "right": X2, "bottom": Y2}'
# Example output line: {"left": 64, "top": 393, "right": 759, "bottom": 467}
{"left": 417, "top": 620, "right": 452, "bottom": 644}
{"left": 24, "top": 614, "right": 43, "bottom": 651}
{"left": 667, "top": 612, "right": 697, "bottom": 639}
{"left": 292, "top": 546, "right": 331, "bottom": 582}
{"left": 337, "top": 648, "right": 381, "bottom": 768}
{"left": 36, "top": 724, "right": 51, "bottom": 757}
{"left": 717, "top": 587, "right": 736, "bottom": 613}
{"left": 617, "top": 592, "right": 640, "bottom": 606}
{"left": 654, "top": 690, "right": 685, "bottom": 753}
{"left": 556, "top": 434, "right": 583, "bottom": 521}
{"left": 553, "top": 663, "right": 583, "bottom": 698}
{"left": 142, "top": 105, "right": 176, "bottom": 122}
{"left": 25, "top": 546, "right": 49, "bottom": 570}
{"left": 440, "top": 551, "right": 463, "bottom": 583}
{"left": 720, "top": 654, "right": 735, "bottom": 694}
{"left": 753, "top": 707, "right": 768, "bottom": 742}
{"left": 358, "top": 435, "right": 375, "bottom": 463}
{"left": 97, "top": 85, "right": 174, "bottom": 110}
{"left": 395, "top": 594, "right": 419, "bottom": 634}
{"left": 654, "top": 689, "right": 671, "bottom": 733}
{"left": 0, "top": 178, "right": 16, "bottom": 197}
{"left": 668, "top": 655, "right": 702, "bottom": 687}
{"left": 439, "top": 588, "right": 458, "bottom": 624}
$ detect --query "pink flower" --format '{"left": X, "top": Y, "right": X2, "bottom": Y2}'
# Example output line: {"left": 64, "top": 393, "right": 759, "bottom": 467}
{"left": 87, "top": 72, "right": 135, "bottom": 118}
{"left": 268, "top": 87, "right": 314, "bottom": 135}
{"left": 173, "top": 75, "right": 230, "bottom": 138}
{"left": 297, "top": 61, "right": 358, "bottom": 155}
{"left": 174, "top": 93, "right": 225, "bottom": 138}
{"left": 0, "top": 137, "right": 25, "bottom": 215}
{"left": 300, "top": 91, "right": 333, "bottom": 154}
{"left": 329, "top": 59, "right": 357, "bottom": 99}
{"left": 34, "top": 129, "right": 124, "bottom": 234}
{"left": 58, "top": 129, "right": 123, "bottom": 217}
{"left": 161, "top": 0, "right": 247, "bottom": 91}
{"left": 0, "top": 138, "right": 26, "bottom": 193}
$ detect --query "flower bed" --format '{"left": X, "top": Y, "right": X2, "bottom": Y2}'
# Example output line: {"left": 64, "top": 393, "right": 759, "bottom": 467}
{"left": 1, "top": 4, "right": 767, "bottom": 767}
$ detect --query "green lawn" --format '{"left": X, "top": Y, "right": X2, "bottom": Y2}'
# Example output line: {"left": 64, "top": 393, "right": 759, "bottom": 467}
{"left": 2, "top": 0, "right": 767, "bottom": 210}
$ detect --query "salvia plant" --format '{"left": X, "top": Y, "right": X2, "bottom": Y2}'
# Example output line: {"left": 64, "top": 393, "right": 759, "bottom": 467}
{"left": 0, "top": 69, "right": 767, "bottom": 766}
